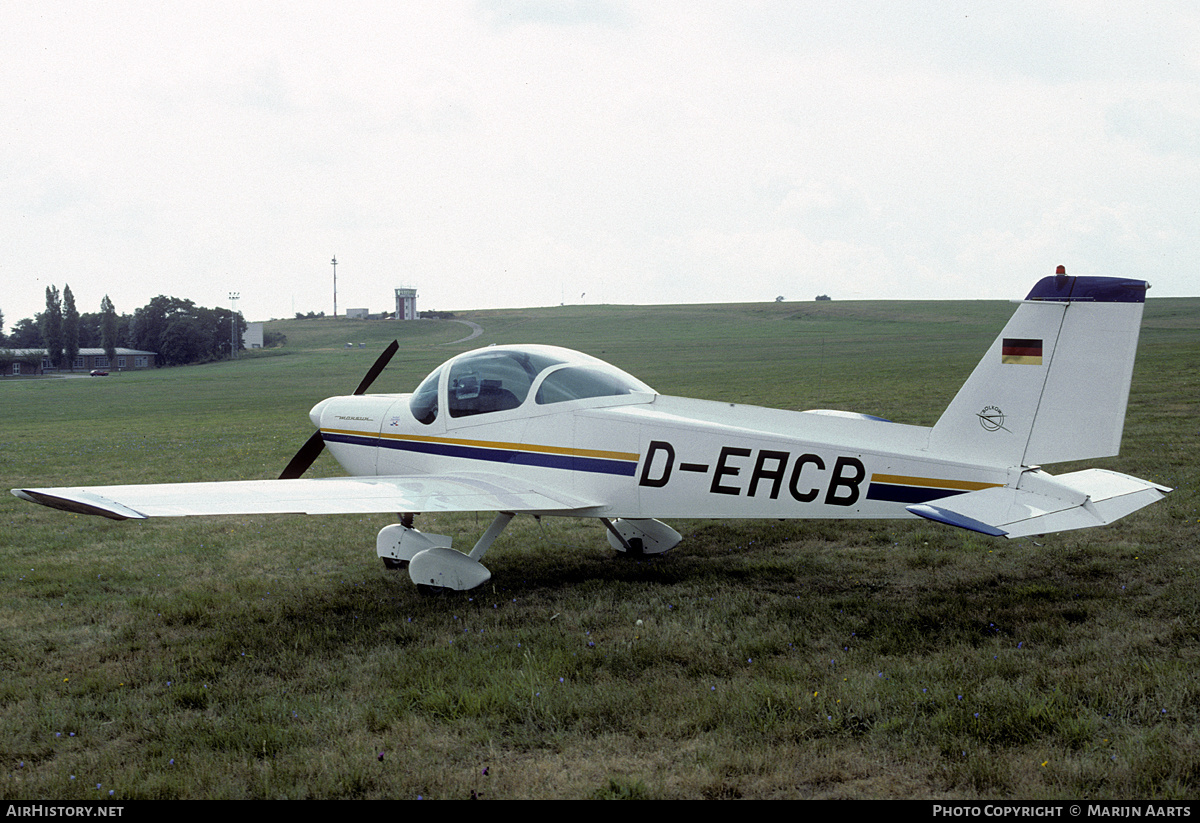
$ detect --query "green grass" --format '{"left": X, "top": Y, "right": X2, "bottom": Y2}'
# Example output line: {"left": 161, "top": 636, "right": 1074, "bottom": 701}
{"left": 1, "top": 296, "right": 1197, "bottom": 799}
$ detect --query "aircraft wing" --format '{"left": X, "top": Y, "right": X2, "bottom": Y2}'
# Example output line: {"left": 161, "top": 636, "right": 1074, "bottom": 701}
{"left": 11, "top": 472, "right": 602, "bottom": 521}
{"left": 907, "top": 468, "right": 1170, "bottom": 538}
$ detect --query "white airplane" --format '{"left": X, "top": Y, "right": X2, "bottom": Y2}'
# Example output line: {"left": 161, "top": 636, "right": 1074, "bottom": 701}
{"left": 13, "top": 271, "right": 1171, "bottom": 592}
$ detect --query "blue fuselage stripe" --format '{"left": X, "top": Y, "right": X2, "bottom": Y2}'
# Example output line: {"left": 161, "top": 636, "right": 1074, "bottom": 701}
{"left": 866, "top": 483, "right": 964, "bottom": 505}
{"left": 323, "top": 432, "right": 638, "bottom": 477}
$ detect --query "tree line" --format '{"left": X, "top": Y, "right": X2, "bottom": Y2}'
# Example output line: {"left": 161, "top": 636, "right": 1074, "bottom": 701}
{"left": 1, "top": 288, "right": 247, "bottom": 369}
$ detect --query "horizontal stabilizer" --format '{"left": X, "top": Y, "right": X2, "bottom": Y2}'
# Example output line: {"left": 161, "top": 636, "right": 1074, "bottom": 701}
{"left": 12, "top": 472, "right": 601, "bottom": 520}
{"left": 907, "top": 468, "right": 1170, "bottom": 538}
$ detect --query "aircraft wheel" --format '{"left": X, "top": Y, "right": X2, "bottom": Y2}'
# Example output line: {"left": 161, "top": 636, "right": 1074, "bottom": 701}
{"left": 382, "top": 557, "right": 408, "bottom": 570}
{"left": 617, "top": 537, "right": 645, "bottom": 557}
{"left": 416, "top": 583, "right": 447, "bottom": 596}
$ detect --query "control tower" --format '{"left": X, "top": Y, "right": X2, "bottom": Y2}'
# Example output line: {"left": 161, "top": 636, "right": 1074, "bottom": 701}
{"left": 394, "top": 287, "right": 417, "bottom": 320}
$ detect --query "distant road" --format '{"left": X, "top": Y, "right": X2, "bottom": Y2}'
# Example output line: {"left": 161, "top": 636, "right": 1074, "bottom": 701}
{"left": 445, "top": 320, "right": 483, "bottom": 344}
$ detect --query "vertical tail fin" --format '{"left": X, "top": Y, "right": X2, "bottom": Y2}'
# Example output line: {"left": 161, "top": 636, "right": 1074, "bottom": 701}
{"left": 928, "top": 273, "right": 1148, "bottom": 467}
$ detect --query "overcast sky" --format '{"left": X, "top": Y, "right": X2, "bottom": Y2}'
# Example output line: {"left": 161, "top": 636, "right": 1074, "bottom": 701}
{"left": 3, "top": 1, "right": 1198, "bottom": 327}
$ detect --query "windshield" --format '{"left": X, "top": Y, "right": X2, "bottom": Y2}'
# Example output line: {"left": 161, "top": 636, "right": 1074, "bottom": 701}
{"left": 408, "top": 366, "right": 442, "bottom": 425}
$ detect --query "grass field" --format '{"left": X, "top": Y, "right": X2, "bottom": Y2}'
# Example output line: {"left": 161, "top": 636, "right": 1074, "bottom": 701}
{"left": 2, "top": 295, "right": 1197, "bottom": 799}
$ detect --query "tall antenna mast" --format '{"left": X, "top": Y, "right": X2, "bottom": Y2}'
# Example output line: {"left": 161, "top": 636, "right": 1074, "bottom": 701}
{"left": 331, "top": 255, "right": 338, "bottom": 317}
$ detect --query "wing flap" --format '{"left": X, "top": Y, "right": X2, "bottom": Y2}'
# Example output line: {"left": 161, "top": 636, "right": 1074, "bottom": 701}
{"left": 907, "top": 468, "right": 1170, "bottom": 538}
{"left": 12, "top": 472, "right": 601, "bottom": 520}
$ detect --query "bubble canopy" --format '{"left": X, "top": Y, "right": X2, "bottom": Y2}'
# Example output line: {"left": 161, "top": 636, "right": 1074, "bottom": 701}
{"left": 408, "top": 345, "right": 655, "bottom": 425}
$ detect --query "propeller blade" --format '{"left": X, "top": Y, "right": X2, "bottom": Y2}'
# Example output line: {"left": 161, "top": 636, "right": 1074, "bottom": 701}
{"left": 278, "top": 430, "right": 326, "bottom": 480}
{"left": 354, "top": 339, "right": 400, "bottom": 395}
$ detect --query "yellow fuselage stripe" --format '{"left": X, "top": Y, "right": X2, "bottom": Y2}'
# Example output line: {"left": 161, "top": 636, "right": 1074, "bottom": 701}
{"left": 870, "top": 473, "right": 1002, "bottom": 492}
{"left": 321, "top": 427, "right": 640, "bottom": 463}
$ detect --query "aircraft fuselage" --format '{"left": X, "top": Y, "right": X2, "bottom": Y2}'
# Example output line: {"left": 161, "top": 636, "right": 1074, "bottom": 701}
{"left": 317, "top": 388, "right": 1007, "bottom": 523}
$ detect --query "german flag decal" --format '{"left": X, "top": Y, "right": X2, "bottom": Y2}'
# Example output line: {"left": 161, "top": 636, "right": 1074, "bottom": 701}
{"left": 1002, "top": 337, "right": 1043, "bottom": 365}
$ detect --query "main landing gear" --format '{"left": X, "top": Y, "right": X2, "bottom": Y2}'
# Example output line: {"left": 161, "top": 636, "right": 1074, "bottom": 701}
{"left": 601, "top": 518, "right": 682, "bottom": 556}
{"left": 377, "top": 512, "right": 513, "bottom": 592}
{"left": 376, "top": 514, "right": 683, "bottom": 592}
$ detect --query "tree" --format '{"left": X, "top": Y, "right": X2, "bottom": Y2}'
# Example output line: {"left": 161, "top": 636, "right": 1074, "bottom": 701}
{"left": 75, "top": 312, "right": 102, "bottom": 348}
{"left": 100, "top": 296, "right": 119, "bottom": 365}
{"left": 0, "top": 306, "right": 5, "bottom": 346}
{"left": 62, "top": 285, "right": 80, "bottom": 370}
{"left": 9, "top": 317, "right": 41, "bottom": 348}
{"left": 129, "top": 295, "right": 244, "bottom": 366}
{"left": 130, "top": 296, "right": 194, "bottom": 358}
{"left": 158, "top": 313, "right": 205, "bottom": 366}
{"left": 41, "top": 286, "right": 64, "bottom": 369}
{"left": 198, "top": 306, "right": 244, "bottom": 361}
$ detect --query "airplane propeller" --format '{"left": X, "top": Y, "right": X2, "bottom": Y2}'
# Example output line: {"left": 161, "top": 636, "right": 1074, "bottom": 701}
{"left": 279, "top": 340, "right": 399, "bottom": 480}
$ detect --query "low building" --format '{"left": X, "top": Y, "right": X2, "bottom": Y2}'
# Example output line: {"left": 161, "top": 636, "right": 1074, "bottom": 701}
{"left": 3, "top": 348, "right": 157, "bottom": 376}
{"left": 243, "top": 322, "right": 264, "bottom": 349}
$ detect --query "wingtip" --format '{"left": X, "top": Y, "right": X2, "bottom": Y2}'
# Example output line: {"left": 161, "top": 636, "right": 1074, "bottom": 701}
{"left": 12, "top": 488, "right": 147, "bottom": 520}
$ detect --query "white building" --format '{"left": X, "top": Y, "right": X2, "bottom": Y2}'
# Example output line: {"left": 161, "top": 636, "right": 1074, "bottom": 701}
{"left": 243, "top": 322, "right": 264, "bottom": 349}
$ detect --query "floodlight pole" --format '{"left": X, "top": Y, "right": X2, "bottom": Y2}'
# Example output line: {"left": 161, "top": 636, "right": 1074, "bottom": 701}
{"left": 332, "top": 255, "right": 338, "bottom": 318}
{"left": 229, "top": 291, "right": 240, "bottom": 360}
